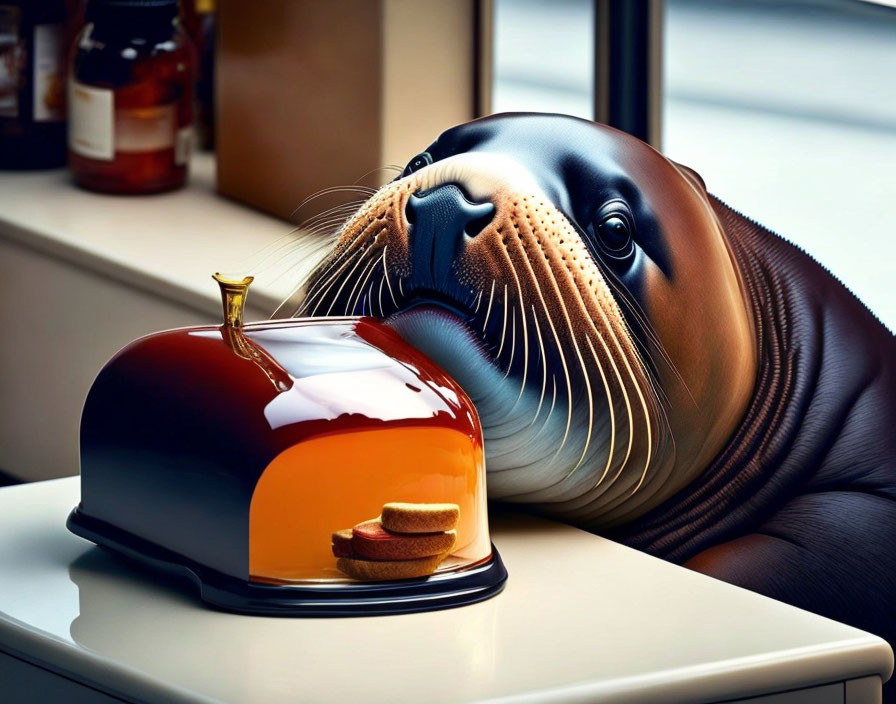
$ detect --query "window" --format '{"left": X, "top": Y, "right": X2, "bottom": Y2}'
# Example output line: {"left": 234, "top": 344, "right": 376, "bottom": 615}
{"left": 491, "top": 0, "right": 896, "bottom": 329}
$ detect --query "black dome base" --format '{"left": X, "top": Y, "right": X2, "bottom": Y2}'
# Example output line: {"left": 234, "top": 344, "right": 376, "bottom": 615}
{"left": 67, "top": 507, "right": 507, "bottom": 617}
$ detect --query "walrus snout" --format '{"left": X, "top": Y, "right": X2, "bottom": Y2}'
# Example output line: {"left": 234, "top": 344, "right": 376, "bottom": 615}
{"left": 296, "top": 113, "right": 755, "bottom": 530}
{"left": 405, "top": 183, "right": 494, "bottom": 291}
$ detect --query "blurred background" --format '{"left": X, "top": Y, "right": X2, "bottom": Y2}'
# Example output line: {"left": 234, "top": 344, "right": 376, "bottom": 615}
{"left": 493, "top": 0, "right": 896, "bottom": 331}
{"left": 1, "top": 0, "right": 894, "bottom": 485}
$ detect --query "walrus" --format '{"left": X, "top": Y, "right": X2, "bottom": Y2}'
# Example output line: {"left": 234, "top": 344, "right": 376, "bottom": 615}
{"left": 296, "top": 113, "right": 896, "bottom": 667}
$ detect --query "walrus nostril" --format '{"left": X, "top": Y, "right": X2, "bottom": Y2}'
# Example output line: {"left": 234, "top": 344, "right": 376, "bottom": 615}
{"left": 406, "top": 184, "right": 494, "bottom": 234}
{"left": 405, "top": 183, "right": 495, "bottom": 288}
{"left": 465, "top": 207, "right": 495, "bottom": 237}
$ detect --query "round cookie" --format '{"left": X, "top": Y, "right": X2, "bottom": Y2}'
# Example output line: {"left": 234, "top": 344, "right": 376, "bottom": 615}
{"left": 337, "top": 554, "right": 446, "bottom": 582}
{"left": 351, "top": 519, "right": 456, "bottom": 560}
{"left": 331, "top": 528, "right": 354, "bottom": 558}
{"left": 380, "top": 503, "right": 460, "bottom": 534}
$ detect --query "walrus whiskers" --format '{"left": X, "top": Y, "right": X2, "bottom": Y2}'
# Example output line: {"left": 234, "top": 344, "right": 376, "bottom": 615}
{"left": 266, "top": 232, "right": 344, "bottom": 318}
{"left": 268, "top": 229, "right": 359, "bottom": 319}
{"left": 361, "top": 275, "right": 378, "bottom": 316}
{"left": 345, "top": 257, "right": 380, "bottom": 315}
{"left": 502, "top": 306, "right": 516, "bottom": 380}
{"left": 299, "top": 245, "right": 364, "bottom": 316}
{"left": 288, "top": 184, "right": 377, "bottom": 221}
{"left": 566, "top": 328, "right": 595, "bottom": 474}
{"left": 245, "top": 224, "right": 332, "bottom": 280}
{"left": 529, "top": 304, "right": 548, "bottom": 425}
{"left": 496, "top": 285, "right": 510, "bottom": 360}
{"left": 599, "top": 264, "right": 690, "bottom": 413}
{"left": 589, "top": 326, "right": 634, "bottom": 490}
{"left": 302, "top": 200, "right": 371, "bottom": 231}
{"left": 298, "top": 223, "right": 375, "bottom": 309}
{"left": 500, "top": 238, "right": 530, "bottom": 403}
{"left": 591, "top": 315, "right": 653, "bottom": 495}
{"left": 534, "top": 284, "right": 573, "bottom": 465}
{"left": 524, "top": 203, "right": 638, "bottom": 492}
{"left": 380, "top": 246, "right": 399, "bottom": 309}
{"left": 297, "top": 213, "right": 359, "bottom": 242}
{"left": 473, "top": 289, "right": 484, "bottom": 314}
{"left": 510, "top": 299, "right": 529, "bottom": 402}
{"left": 481, "top": 280, "right": 496, "bottom": 332}
{"left": 507, "top": 225, "right": 574, "bottom": 451}
{"left": 556, "top": 214, "right": 656, "bottom": 495}
{"left": 464, "top": 287, "right": 479, "bottom": 312}
{"left": 303, "top": 209, "right": 391, "bottom": 314}
{"left": 586, "top": 336, "right": 617, "bottom": 487}
{"left": 244, "top": 194, "right": 364, "bottom": 286}
{"left": 532, "top": 374, "right": 558, "bottom": 442}
{"left": 343, "top": 255, "right": 378, "bottom": 316}
{"left": 297, "top": 175, "right": 664, "bottom": 503}
{"left": 312, "top": 245, "right": 373, "bottom": 317}
{"left": 517, "top": 204, "right": 600, "bottom": 473}
{"left": 375, "top": 275, "right": 386, "bottom": 317}
{"left": 345, "top": 255, "right": 379, "bottom": 316}
{"left": 608, "top": 326, "right": 655, "bottom": 494}
{"left": 326, "top": 245, "right": 381, "bottom": 316}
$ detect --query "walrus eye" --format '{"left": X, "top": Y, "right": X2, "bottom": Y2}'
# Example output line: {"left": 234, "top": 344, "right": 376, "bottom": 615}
{"left": 402, "top": 152, "right": 432, "bottom": 177}
{"left": 596, "top": 215, "right": 633, "bottom": 257}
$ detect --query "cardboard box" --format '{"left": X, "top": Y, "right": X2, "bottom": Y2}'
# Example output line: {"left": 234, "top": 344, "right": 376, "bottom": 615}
{"left": 216, "top": 0, "right": 489, "bottom": 223}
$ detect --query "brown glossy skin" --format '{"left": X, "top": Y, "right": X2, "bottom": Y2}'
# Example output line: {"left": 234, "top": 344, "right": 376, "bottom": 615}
{"left": 611, "top": 143, "right": 758, "bottom": 518}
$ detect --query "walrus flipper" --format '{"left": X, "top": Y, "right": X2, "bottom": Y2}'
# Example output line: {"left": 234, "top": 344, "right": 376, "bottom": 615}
{"left": 686, "top": 488, "right": 896, "bottom": 646}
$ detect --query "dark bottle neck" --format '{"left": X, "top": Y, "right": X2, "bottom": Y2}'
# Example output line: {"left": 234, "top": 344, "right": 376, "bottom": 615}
{"left": 86, "top": 3, "right": 179, "bottom": 41}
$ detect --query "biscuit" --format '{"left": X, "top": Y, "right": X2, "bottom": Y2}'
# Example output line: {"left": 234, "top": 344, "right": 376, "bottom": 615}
{"left": 352, "top": 519, "right": 456, "bottom": 560}
{"left": 337, "top": 553, "right": 446, "bottom": 581}
{"left": 380, "top": 502, "right": 460, "bottom": 534}
{"left": 331, "top": 528, "right": 355, "bottom": 558}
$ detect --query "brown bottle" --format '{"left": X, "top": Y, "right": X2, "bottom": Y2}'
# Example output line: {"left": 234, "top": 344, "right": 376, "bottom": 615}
{"left": 0, "top": 0, "right": 68, "bottom": 169}
{"left": 68, "top": 0, "right": 195, "bottom": 193}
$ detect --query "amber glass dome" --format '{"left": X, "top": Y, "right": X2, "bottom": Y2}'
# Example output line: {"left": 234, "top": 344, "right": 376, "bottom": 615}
{"left": 68, "top": 278, "right": 506, "bottom": 615}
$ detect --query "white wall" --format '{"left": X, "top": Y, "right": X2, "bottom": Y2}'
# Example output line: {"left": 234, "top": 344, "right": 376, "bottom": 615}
{"left": 0, "top": 238, "right": 214, "bottom": 481}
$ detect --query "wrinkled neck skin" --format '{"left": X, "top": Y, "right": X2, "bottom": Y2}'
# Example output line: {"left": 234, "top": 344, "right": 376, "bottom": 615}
{"left": 610, "top": 197, "right": 896, "bottom": 559}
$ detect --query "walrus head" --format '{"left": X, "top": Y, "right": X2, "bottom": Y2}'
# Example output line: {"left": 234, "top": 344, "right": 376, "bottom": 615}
{"left": 298, "top": 113, "right": 757, "bottom": 528}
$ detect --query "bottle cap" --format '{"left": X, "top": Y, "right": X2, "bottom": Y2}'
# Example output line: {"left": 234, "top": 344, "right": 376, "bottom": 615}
{"left": 87, "top": 0, "right": 179, "bottom": 27}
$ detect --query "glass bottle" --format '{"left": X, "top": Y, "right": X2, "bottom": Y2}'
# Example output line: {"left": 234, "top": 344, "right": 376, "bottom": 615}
{"left": 0, "top": 0, "right": 68, "bottom": 169}
{"left": 68, "top": 0, "right": 195, "bottom": 194}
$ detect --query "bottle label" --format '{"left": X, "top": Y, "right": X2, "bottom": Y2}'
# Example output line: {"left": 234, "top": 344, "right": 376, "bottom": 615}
{"left": 69, "top": 80, "right": 114, "bottom": 160}
{"left": 33, "top": 24, "right": 64, "bottom": 122}
{"left": 116, "top": 104, "right": 176, "bottom": 153}
{"left": 0, "top": 5, "right": 22, "bottom": 119}
{"left": 175, "top": 125, "right": 192, "bottom": 166}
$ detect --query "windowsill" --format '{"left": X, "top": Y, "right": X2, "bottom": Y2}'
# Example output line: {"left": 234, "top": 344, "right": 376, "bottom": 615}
{"left": 0, "top": 154, "right": 321, "bottom": 319}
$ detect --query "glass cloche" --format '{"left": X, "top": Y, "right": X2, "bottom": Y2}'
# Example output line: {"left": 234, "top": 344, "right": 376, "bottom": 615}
{"left": 68, "top": 275, "right": 506, "bottom": 615}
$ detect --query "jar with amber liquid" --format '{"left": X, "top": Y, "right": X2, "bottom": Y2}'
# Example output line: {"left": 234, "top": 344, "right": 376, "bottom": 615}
{"left": 68, "top": 0, "right": 195, "bottom": 194}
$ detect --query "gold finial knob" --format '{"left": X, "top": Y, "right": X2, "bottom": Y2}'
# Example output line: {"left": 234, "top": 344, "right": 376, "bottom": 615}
{"left": 213, "top": 273, "right": 254, "bottom": 328}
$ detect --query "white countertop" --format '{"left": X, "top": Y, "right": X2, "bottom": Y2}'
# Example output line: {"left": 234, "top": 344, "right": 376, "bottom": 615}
{"left": 0, "top": 478, "right": 891, "bottom": 704}
{"left": 0, "top": 155, "right": 328, "bottom": 319}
